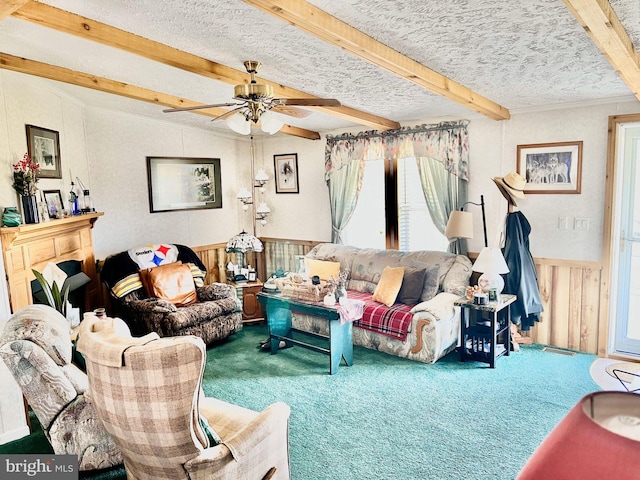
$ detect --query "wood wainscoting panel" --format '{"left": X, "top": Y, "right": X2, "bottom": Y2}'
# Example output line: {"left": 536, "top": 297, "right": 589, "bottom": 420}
{"left": 527, "top": 258, "right": 602, "bottom": 354}
{"left": 191, "top": 238, "right": 321, "bottom": 285}
{"left": 191, "top": 243, "right": 227, "bottom": 284}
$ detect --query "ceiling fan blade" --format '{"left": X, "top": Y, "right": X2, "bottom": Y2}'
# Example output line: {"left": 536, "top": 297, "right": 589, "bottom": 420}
{"left": 278, "top": 98, "right": 341, "bottom": 107}
{"left": 211, "top": 107, "right": 245, "bottom": 122}
{"left": 271, "top": 105, "right": 312, "bottom": 118}
{"left": 163, "top": 102, "right": 239, "bottom": 113}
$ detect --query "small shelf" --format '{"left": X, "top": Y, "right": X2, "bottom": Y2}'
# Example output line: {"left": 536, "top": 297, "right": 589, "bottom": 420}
{"left": 456, "top": 294, "right": 516, "bottom": 368}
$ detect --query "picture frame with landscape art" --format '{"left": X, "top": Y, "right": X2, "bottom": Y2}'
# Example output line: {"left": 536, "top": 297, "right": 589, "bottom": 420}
{"left": 146, "top": 157, "right": 222, "bottom": 213}
{"left": 274, "top": 153, "right": 299, "bottom": 193}
{"left": 516, "top": 141, "right": 582, "bottom": 194}
{"left": 26, "top": 125, "right": 61, "bottom": 179}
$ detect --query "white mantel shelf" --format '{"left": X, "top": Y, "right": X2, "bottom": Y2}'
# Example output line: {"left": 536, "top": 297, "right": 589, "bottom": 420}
{"left": 0, "top": 212, "right": 103, "bottom": 313}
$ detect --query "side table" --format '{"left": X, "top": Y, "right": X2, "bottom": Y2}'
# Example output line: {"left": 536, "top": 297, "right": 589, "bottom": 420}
{"left": 232, "top": 280, "right": 264, "bottom": 324}
{"left": 455, "top": 294, "right": 517, "bottom": 368}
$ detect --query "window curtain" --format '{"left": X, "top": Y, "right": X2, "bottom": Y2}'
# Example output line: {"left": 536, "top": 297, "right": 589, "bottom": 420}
{"left": 326, "top": 121, "right": 469, "bottom": 250}
{"left": 323, "top": 139, "right": 369, "bottom": 243}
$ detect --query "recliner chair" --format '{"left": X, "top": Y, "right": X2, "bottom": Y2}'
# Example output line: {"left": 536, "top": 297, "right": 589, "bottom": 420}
{"left": 100, "top": 243, "right": 242, "bottom": 345}
{"left": 0, "top": 304, "right": 122, "bottom": 471}
{"left": 77, "top": 315, "right": 291, "bottom": 480}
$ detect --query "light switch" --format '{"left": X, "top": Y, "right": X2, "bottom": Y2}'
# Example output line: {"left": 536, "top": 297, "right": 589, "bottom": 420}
{"left": 558, "top": 216, "right": 569, "bottom": 230}
{"left": 574, "top": 217, "right": 589, "bottom": 230}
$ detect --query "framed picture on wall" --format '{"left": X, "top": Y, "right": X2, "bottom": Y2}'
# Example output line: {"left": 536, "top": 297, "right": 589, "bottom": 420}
{"left": 146, "top": 157, "right": 222, "bottom": 212}
{"left": 516, "top": 141, "right": 583, "bottom": 194}
{"left": 274, "top": 153, "right": 299, "bottom": 193}
{"left": 26, "top": 125, "right": 62, "bottom": 179}
{"left": 43, "top": 190, "right": 65, "bottom": 219}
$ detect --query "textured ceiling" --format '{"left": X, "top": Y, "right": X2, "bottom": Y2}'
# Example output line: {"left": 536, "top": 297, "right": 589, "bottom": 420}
{"left": 1, "top": 0, "right": 639, "bottom": 138}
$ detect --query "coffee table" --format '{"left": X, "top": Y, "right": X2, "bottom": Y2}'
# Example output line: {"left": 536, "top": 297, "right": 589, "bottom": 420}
{"left": 257, "top": 291, "right": 354, "bottom": 375}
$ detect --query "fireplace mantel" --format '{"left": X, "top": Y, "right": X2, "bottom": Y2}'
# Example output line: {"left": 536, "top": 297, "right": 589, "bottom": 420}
{"left": 0, "top": 212, "right": 103, "bottom": 312}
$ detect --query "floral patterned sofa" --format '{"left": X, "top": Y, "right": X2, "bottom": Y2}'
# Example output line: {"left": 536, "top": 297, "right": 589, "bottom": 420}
{"left": 294, "top": 243, "right": 472, "bottom": 364}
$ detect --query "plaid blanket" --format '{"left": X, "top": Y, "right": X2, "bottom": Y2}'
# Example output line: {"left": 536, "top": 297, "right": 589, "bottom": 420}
{"left": 347, "top": 291, "right": 414, "bottom": 341}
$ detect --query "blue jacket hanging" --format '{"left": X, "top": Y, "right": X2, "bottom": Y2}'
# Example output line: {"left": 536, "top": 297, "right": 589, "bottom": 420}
{"left": 502, "top": 211, "right": 543, "bottom": 330}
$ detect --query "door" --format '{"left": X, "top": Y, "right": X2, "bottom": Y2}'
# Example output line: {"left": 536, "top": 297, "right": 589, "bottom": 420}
{"left": 612, "top": 123, "right": 640, "bottom": 356}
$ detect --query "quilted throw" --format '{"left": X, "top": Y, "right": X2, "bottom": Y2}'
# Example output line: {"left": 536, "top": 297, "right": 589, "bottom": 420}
{"left": 347, "top": 291, "right": 413, "bottom": 341}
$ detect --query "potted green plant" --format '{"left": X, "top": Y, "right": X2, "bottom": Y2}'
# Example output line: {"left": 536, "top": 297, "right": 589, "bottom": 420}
{"left": 31, "top": 268, "right": 70, "bottom": 316}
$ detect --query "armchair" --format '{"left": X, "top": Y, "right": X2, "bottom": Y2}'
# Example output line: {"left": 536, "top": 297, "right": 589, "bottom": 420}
{"left": 0, "top": 304, "right": 122, "bottom": 471}
{"left": 77, "top": 316, "right": 291, "bottom": 480}
{"left": 100, "top": 243, "right": 242, "bottom": 345}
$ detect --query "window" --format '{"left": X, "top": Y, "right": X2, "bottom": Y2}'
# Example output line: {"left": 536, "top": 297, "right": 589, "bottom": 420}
{"left": 342, "top": 157, "right": 447, "bottom": 251}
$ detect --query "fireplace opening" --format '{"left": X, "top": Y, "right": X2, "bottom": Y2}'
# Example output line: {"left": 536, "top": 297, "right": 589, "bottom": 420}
{"left": 31, "top": 260, "right": 91, "bottom": 313}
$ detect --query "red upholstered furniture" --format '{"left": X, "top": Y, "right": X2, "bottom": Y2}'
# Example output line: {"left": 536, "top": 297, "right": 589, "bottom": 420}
{"left": 517, "top": 391, "right": 640, "bottom": 480}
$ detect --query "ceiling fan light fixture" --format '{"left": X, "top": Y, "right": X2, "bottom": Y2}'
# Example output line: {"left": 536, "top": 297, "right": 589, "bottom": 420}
{"left": 260, "top": 110, "right": 284, "bottom": 134}
{"left": 226, "top": 112, "right": 251, "bottom": 135}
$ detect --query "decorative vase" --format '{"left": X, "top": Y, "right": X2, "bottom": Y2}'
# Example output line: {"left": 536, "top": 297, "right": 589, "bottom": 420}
{"left": 335, "top": 283, "right": 347, "bottom": 301}
{"left": 20, "top": 195, "right": 39, "bottom": 224}
{"left": 2, "top": 207, "right": 21, "bottom": 227}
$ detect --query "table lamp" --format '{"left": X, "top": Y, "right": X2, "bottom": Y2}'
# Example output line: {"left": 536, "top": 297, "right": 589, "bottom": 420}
{"left": 225, "top": 230, "right": 263, "bottom": 275}
{"left": 472, "top": 246, "right": 509, "bottom": 293}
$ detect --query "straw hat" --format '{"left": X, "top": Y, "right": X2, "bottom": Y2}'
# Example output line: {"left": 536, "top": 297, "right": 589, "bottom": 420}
{"left": 492, "top": 172, "right": 526, "bottom": 206}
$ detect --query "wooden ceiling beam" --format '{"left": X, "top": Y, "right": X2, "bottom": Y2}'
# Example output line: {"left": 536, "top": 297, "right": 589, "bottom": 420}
{"left": 0, "top": 52, "right": 321, "bottom": 140}
{"left": 0, "top": 0, "right": 29, "bottom": 19}
{"left": 243, "top": 0, "right": 511, "bottom": 121}
{"left": 10, "top": 1, "right": 398, "bottom": 131}
{"left": 563, "top": 0, "right": 640, "bottom": 99}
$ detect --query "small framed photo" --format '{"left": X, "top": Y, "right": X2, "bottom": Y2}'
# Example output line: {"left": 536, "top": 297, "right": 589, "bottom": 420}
{"left": 248, "top": 271, "right": 257, "bottom": 282}
{"left": 26, "top": 125, "right": 62, "bottom": 179}
{"left": 274, "top": 153, "right": 299, "bottom": 193}
{"left": 43, "top": 189, "right": 65, "bottom": 218}
{"left": 147, "top": 157, "right": 222, "bottom": 212}
{"left": 516, "top": 141, "right": 583, "bottom": 194}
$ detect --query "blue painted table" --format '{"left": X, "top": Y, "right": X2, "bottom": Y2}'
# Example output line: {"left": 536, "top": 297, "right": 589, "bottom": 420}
{"left": 257, "top": 292, "right": 353, "bottom": 375}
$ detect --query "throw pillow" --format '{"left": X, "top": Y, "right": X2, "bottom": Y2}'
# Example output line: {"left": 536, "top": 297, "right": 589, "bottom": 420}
{"left": 397, "top": 267, "right": 427, "bottom": 305}
{"left": 306, "top": 258, "right": 341, "bottom": 281}
{"left": 420, "top": 264, "right": 441, "bottom": 302}
{"left": 372, "top": 266, "right": 405, "bottom": 307}
{"left": 139, "top": 262, "right": 197, "bottom": 306}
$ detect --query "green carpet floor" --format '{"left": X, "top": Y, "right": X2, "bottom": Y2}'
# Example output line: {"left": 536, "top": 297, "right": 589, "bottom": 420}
{"left": 1, "top": 324, "right": 599, "bottom": 479}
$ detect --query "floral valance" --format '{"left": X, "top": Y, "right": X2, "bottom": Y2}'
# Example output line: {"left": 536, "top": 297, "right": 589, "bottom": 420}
{"left": 325, "top": 120, "right": 470, "bottom": 182}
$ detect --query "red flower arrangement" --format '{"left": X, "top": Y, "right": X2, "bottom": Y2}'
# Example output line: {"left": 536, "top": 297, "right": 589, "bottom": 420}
{"left": 12, "top": 153, "right": 40, "bottom": 196}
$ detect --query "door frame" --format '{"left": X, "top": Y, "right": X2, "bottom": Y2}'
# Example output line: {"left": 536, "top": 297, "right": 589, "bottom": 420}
{"left": 602, "top": 114, "right": 640, "bottom": 358}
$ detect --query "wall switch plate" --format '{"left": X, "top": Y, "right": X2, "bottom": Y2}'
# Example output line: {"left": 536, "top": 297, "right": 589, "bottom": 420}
{"left": 558, "top": 216, "right": 569, "bottom": 230}
{"left": 574, "top": 217, "right": 589, "bottom": 230}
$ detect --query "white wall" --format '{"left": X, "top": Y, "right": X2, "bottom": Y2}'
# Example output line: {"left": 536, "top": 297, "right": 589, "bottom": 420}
{"left": 84, "top": 108, "right": 245, "bottom": 258}
{"left": 0, "top": 71, "right": 90, "bottom": 211}
{"left": 2, "top": 68, "right": 640, "bottom": 263}
{"left": 255, "top": 136, "right": 332, "bottom": 242}
{"left": 469, "top": 101, "right": 640, "bottom": 261}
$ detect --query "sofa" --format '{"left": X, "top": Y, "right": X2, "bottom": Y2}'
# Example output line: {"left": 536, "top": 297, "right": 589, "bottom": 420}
{"left": 293, "top": 243, "right": 472, "bottom": 364}
{"left": 100, "top": 243, "right": 242, "bottom": 345}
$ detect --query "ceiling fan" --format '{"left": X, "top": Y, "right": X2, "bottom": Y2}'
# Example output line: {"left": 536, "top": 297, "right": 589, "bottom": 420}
{"left": 163, "top": 60, "right": 341, "bottom": 135}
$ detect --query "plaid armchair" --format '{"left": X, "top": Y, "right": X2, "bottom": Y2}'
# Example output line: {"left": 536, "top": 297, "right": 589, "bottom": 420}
{"left": 77, "top": 316, "right": 291, "bottom": 480}
{"left": 0, "top": 305, "right": 122, "bottom": 471}
{"left": 100, "top": 244, "right": 242, "bottom": 345}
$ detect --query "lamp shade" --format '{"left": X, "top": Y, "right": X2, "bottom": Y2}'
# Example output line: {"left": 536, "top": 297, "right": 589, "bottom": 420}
{"left": 236, "top": 187, "right": 252, "bottom": 202}
{"left": 472, "top": 247, "right": 509, "bottom": 274}
{"left": 226, "top": 112, "right": 251, "bottom": 135}
{"left": 445, "top": 210, "right": 473, "bottom": 239}
{"left": 260, "top": 110, "right": 284, "bottom": 134}
{"left": 225, "top": 231, "right": 264, "bottom": 253}
{"left": 256, "top": 202, "right": 271, "bottom": 216}
{"left": 254, "top": 168, "right": 269, "bottom": 183}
